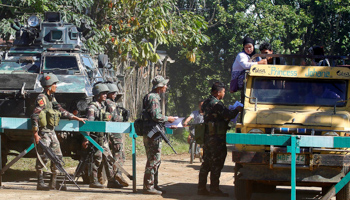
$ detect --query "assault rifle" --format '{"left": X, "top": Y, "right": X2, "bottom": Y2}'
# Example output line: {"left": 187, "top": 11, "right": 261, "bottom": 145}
{"left": 147, "top": 124, "right": 177, "bottom": 154}
{"left": 74, "top": 142, "right": 133, "bottom": 181}
{"left": 103, "top": 150, "right": 133, "bottom": 180}
{"left": 73, "top": 145, "right": 95, "bottom": 181}
{"left": 117, "top": 106, "right": 130, "bottom": 122}
{"left": 38, "top": 140, "right": 80, "bottom": 190}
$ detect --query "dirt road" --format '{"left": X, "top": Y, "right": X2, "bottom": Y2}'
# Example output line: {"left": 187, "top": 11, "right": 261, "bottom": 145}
{"left": 0, "top": 145, "right": 334, "bottom": 200}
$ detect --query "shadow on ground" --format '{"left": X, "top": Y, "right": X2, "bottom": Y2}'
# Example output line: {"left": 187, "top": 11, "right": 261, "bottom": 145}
{"left": 2, "top": 169, "right": 36, "bottom": 182}
{"left": 159, "top": 182, "right": 234, "bottom": 200}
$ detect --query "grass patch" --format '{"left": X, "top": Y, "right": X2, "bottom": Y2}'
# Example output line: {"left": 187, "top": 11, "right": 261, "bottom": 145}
{"left": 6, "top": 155, "right": 79, "bottom": 172}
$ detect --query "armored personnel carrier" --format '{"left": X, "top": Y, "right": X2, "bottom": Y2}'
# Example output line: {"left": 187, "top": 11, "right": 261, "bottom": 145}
{"left": 0, "top": 12, "right": 124, "bottom": 165}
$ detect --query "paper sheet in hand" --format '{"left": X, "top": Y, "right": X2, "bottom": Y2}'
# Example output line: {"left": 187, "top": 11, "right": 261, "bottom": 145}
{"left": 165, "top": 117, "right": 184, "bottom": 128}
{"left": 229, "top": 101, "right": 243, "bottom": 123}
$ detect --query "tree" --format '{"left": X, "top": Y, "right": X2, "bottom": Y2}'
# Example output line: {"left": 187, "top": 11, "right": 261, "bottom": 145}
{"left": 0, "top": 0, "right": 210, "bottom": 118}
{"left": 166, "top": 0, "right": 350, "bottom": 117}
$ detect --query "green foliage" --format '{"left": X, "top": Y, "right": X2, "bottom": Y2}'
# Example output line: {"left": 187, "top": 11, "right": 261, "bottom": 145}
{"left": 166, "top": 0, "right": 350, "bottom": 118}
{"left": 100, "top": 0, "right": 209, "bottom": 66}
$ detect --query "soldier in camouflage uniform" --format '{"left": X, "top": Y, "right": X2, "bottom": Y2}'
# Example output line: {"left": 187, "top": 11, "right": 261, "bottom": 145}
{"left": 142, "top": 75, "right": 175, "bottom": 195}
{"left": 197, "top": 81, "right": 243, "bottom": 197}
{"left": 105, "top": 82, "right": 129, "bottom": 187}
{"left": 84, "top": 83, "right": 123, "bottom": 189}
{"left": 32, "top": 73, "right": 86, "bottom": 191}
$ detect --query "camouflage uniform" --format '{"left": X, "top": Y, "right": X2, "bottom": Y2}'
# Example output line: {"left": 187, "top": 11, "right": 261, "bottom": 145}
{"left": 31, "top": 92, "right": 74, "bottom": 176}
{"left": 198, "top": 95, "right": 239, "bottom": 191}
{"left": 105, "top": 98, "right": 125, "bottom": 177}
{"left": 86, "top": 101, "right": 115, "bottom": 184}
{"left": 142, "top": 91, "right": 168, "bottom": 190}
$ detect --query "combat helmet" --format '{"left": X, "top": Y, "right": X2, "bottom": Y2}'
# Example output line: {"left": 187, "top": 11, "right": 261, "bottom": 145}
{"left": 106, "top": 82, "right": 119, "bottom": 93}
{"left": 40, "top": 73, "right": 59, "bottom": 87}
{"left": 92, "top": 83, "right": 109, "bottom": 96}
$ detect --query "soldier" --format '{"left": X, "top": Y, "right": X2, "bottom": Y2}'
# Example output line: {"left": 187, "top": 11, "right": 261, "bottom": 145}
{"left": 197, "top": 81, "right": 243, "bottom": 197}
{"left": 32, "top": 73, "right": 86, "bottom": 191}
{"left": 83, "top": 83, "right": 123, "bottom": 189}
{"left": 141, "top": 75, "right": 176, "bottom": 195}
{"left": 105, "top": 82, "right": 129, "bottom": 187}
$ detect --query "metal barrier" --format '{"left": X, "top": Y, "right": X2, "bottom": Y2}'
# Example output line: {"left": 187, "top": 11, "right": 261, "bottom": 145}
{"left": 0, "top": 117, "right": 173, "bottom": 192}
{"left": 227, "top": 133, "right": 350, "bottom": 200}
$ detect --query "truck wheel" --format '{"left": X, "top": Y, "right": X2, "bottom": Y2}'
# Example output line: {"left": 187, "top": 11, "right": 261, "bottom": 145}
{"left": 234, "top": 177, "right": 253, "bottom": 200}
{"left": 253, "top": 182, "right": 276, "bottom": 193}
{"left": 336, "top": 166, "right": 350, "bottom": 200}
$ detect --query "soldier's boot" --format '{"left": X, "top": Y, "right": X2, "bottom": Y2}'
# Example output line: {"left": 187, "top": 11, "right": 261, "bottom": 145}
{"left": 89, "top": 176, "right": 105, "bottom": 188}
{"left": 153, "top": 172, "right": 165, "bottom": 193}
{"left": 49, "top": 173, "right": 57, "bottom": 189}
{"left": 197, "top": 173, "right": 209, "bottom": 195}
{"left": 143, "top": 187, "right": 162, "bottom": 195}
{"left": 115, "top": 173, "right": 129, "bottom": 187}
{"left": 89, "top": 181, "right": 105, "bottom": 188}
{"left": 107, "top": 179, "right": 123, "bottom": 189}
{"left": 49, "top": 173, "right": 67, "bottom": 191}
{"left": 37, "top": 174, "right": 50, "bottom": 191}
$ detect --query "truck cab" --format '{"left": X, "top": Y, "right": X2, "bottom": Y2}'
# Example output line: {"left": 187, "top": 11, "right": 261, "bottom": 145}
{"left": 233, "top": 56, "right": 350, "bottom": 200}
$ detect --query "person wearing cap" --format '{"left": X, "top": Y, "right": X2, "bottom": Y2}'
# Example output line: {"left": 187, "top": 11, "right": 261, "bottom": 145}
{"left": 141, "top": 75, "right": 176, "bottom": 195}
{"left": 105, "top": 82, "right": 129, "bottom": 187}
{"left": 230, "top": 36, "right": 267, "bottom": 93}
{"left": 84, "top": 82, "right": 123, "bottom": 189}
{"left": 31, "top": 73, "right": 86, "bottom": 191}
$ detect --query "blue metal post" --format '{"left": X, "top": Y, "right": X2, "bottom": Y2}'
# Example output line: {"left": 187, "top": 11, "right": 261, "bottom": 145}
{"left": 290, "top": 136, "right": 297, "bottom": 200}
{"left": 130, "top": 122, "right": 137, "bottom": 193}
{"left": 0, "top": 117, "right": 2, "bottom": 186}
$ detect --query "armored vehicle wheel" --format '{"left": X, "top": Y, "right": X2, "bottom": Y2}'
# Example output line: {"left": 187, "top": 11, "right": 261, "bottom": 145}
{"left": 234, "top": 176, "right": 253, "bottom": 200}
{"left": 336, "top": 166, "right": 350, "bottom": 200}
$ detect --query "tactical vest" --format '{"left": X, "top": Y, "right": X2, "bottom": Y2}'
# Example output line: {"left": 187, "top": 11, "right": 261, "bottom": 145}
{"left": 207, "top": 121, "right": 229, "bottom": 135}
{"left": 38, "top": 95, "right": 61, "bottom": 129}
{"left": 89, "top": 102, "right": 112, "bottom": 145}
{"left": 205, "top": 97, "right": 229, "bottom": 135}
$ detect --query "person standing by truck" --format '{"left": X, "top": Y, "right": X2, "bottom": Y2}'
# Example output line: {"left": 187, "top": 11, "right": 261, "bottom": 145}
{"left": 197, "top": 81, "right": 242, "bottom": 197}
{"left": 142, "top": 75, "right": 176, "bottom": 195}
{"left": 32, "top": 73, "right": 86, "bottom": 191}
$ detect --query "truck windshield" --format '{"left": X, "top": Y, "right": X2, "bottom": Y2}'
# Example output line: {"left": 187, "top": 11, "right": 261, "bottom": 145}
{"left": 44, "top": 56, "right": 79, "bottom": 70}
{"left": 251, "top": 78, "right": 347, "bottom": 106}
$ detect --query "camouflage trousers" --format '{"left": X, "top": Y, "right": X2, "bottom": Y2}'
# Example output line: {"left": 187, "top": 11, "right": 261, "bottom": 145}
{"left": 143, "top": 135, "right": 162, "bottom": 190}
{"left": 90, "top": 134, "right": 115, "bottom": 183}
{"left": 109, "top": 133, "right": 125, "bottom": 175}
{"left": 198, "top": 134, "right": 227, "bottom": 190}
{"left": 35, "top": 130, "right": 62, "bottom": 176}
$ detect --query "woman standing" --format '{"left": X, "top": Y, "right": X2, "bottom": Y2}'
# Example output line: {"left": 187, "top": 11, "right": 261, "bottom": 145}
{"left": 230, "top": 36, "right": 267, "bottom": 93}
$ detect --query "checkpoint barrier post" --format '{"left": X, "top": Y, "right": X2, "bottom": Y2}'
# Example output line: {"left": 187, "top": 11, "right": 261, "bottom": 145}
{"left": 0, "top": 117, "right": 173, "bottom": 193}
{"left": 226, "top": 133, "right": 350, "bottom": 200}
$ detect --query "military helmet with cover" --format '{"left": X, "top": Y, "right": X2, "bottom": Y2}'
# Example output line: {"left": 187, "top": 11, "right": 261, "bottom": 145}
{"left": 40, "top": 73, "right": 59, "bottom": 87}
{"left": 106, "top": 82, "right": 119, "bottom": 93}
{"left": 152, "top": 75, "right": 169, "bottom": 89}
{"left": 92, "top": 83, "right": 109, "bottom": 96}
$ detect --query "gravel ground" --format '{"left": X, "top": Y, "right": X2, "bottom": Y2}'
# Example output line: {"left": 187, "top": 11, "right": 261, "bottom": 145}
{"left": 0, "top": 146, "right": 335, "bottom": 200}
